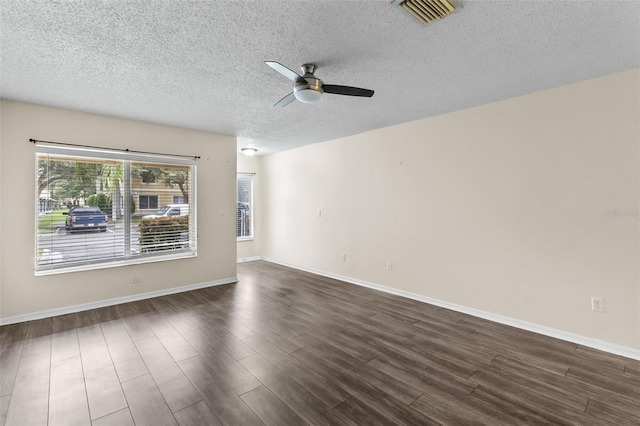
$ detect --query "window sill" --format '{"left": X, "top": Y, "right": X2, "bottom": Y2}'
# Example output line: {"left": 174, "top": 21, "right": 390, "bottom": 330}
{"left": 35, "top": 251, "right": 197, "bottom": 276}
{"left": 237, "top": 237, "right": 254, "bottom": 242}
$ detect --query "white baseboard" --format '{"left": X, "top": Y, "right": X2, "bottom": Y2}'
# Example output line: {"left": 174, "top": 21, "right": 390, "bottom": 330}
{"left": 237, "top": 256, "right": 263, "bottom": 263}
{"left": 0, "top": 277, "right": 238, "bottom": 326}
{"left": 262, "top": 257, "right": 640, "bottom": 361}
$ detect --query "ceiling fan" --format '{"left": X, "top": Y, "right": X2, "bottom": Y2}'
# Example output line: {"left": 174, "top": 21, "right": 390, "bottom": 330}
{"left": 265, "top": 61, "right": 375, "bottom": 107}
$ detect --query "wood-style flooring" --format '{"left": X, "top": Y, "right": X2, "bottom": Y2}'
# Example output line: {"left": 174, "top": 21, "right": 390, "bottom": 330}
{"left": 1, "top": 260, "right": 639, "bottom": 425}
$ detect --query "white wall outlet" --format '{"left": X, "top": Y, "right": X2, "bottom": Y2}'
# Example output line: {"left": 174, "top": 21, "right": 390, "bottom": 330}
{"left": 218, "top": 210, "right": 229, "bottom": 218}
{"left": 591, "top": 296, "right": 605, "bottom": 312}
{"left": 130, "top": 276, "right": 142, "bottom": 284}
{"left": 386, "top": 261, "right": 393, "bottom": 271}
{"left": 340, "top": 253, "right": 346, "bottom": 262}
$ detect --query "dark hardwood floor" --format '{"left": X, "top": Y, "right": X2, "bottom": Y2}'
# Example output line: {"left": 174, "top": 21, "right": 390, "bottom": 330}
{"left": 1, "top": 260, "right": 639, "bottom": 425}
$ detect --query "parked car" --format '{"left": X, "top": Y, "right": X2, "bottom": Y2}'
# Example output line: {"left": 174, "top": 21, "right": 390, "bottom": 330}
{"left": 64, "top": 206, "right": 108, "bottom": 232}
{"left": 142, "top": 204, "right": 190, "bottom": 219}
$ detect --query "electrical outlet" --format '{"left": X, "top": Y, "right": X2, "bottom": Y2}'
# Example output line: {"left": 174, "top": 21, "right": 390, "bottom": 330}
{"left": 386, "top": 261, "right": 393, "bottom": 271}
{"left": 591, "top": 296, "right": 605, "bottom": 312}
{"left": 130, "top": 276, "right": 142, "bottom": 284}
{"left": 218, "top": 210, "right": 229, "bottom": 218}
{"left": 340, "top": 253, "right": 346, "bottom": 263}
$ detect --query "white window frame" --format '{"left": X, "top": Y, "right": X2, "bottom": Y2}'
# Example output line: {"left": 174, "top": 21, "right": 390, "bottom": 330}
{"left": 35, "top": 144, "right": 197, "bottom": 275}
{"left": 237, "top": 175, "right": 253, "bottom": 241}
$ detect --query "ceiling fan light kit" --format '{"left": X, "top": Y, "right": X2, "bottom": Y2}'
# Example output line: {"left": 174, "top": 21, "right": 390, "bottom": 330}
{"left": 265, "top": 61, "right": 374, "bottom": 107}
{"left": 392, "top": 0, "right": 455, "bottom": 24}
{"left": 294, "top": 88, "right": 323, "bottom": 103}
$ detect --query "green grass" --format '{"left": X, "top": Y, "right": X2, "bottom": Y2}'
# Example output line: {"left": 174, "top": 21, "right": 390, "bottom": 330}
{"left": 38, "top": 209, "right": 68, "bottom": 231}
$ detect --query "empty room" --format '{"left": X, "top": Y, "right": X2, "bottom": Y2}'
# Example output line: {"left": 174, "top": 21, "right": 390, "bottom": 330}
{"left": 1, "top": 1, "right": 639, "bottom": 425}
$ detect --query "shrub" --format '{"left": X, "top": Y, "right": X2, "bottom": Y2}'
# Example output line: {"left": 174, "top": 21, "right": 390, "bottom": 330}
{"left": 139, "top": 215, "right": 189, "bottom": 253}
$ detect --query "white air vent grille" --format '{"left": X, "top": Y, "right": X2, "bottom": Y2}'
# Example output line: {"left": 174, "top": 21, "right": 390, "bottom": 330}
{"left": 393, "top": 0, "right": 455, "bottom": 24}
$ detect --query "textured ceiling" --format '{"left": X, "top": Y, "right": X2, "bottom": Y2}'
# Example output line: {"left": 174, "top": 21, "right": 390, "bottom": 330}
{"left": 1, "top": 1, "right": 639, "bottom": 155}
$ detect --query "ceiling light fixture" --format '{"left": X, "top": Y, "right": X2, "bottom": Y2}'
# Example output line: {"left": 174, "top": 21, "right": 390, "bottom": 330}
{"left": 294, "top": 87, "right": 323, "bottom": 103}
{"left": 293, "top": 73, "right": 324, "bottom": 103}
{"left": 241, "top": 148, "right": 258, "bottom": 156}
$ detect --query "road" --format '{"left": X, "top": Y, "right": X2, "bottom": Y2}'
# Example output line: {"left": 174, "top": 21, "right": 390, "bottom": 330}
{"left": 37, "top": 224, "right": 141, "bottom": 265}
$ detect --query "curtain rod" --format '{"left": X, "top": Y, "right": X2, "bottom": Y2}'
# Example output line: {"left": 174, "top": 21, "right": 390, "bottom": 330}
{"left": 29, "top": 138, "right": 201, "bottom": 160}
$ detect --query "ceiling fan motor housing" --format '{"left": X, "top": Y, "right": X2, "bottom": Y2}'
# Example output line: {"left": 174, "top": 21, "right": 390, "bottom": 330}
{"left": 294, "top": 76, "right": 324, "bottom": 103}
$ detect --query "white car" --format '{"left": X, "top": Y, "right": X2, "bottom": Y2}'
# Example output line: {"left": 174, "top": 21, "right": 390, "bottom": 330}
{"left": 142, "top": 204, "right": 189, "bottom": 219}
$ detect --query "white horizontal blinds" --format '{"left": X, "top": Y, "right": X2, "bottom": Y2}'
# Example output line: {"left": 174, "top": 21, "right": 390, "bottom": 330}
{"left": 36, "top": 153, "right": 123, "bottom": 269}
{"left": 35, "top": 145, "right": 196, "bottom": 273}
{"left": 237, "top": 176, "right": 252, "bottom": 238}
{"left": 131, "top": 161, "right": 195, "bottom": 255}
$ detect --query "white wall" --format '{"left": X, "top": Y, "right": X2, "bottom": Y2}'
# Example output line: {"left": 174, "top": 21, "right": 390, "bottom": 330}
{"left": 0, "top": 100, "right": 238, "bottom": 319}
{"left": 262, "top": 69, "right": 640, "bottom": 351}
{"left": 237, "top": 154, "right": 262, "bottom": 260}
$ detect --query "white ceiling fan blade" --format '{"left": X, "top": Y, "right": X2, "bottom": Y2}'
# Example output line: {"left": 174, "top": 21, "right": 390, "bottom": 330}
{"left": 274, "top": 92, "right": 296, "bottom": 107}
{"left": 265, "top": 61, "right": 300, "bottom": 81}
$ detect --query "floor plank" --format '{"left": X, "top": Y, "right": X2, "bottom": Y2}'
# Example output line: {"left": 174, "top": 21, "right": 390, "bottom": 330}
{"left": 134, "top": 337, "right": 202, "bottom": 413}
{"left": 48, "top": 356, "right": 91, "bottom": 426}
{"left": 468, "top": 368, "right": 598, "bottom": 424}
{"left": 0, "top": 394, "right": 11, "bottom": 426}
{"left": 585, "top": 396, "right": 640, "bottom": 424}
{"left": 0, "top": 342, "right": 23, "bottom": 397}
{"left": 410, "top": 391, "right": 510, "bottom": 425}
{"left": 240, "top": 353, "right": 353, "bottom": 426}
{"left": 178, "top": 355, "right": 264, "bottom": 426}
{"left": 172, "top": 401, "right": 222, "bottom": 426}
{"left": 180, "top": 331, "right": 261, "bottom": 395}
{"left": 144, "top": 314, "right": 199, "bottom": 362}
{"left": 295, "top": 334, "right": 425, "bottom": 405}
{"left": 333, "top": 397, "right": 393, "bottom": 426}
{"left": 121, "top": 374, "right": 177, "bottom": 426}
{"left": 91, "top": 408, "right": 135, "bottom": 426}
{"left": 79, "top": 338, "right": 127, "bottom": 420}
{"left": 3, "top": 353, "right": 50, "bottom": 426}
{"left": 289, "top": 347, "right": 436, "bottom": 426}
{"left": 241, "top": 385, "right": 308, "bottom": 426}
{"left": 115, "top": 303, "right": 155, "bottom": 342}
{"left": 241, "top": 334, "right": 350, "bottom": 408}
{"left": 104, "top": 332, "right": 149, "bottom": 383}
{"left": 51, "top": 314, "right": 80, "bottom": 363}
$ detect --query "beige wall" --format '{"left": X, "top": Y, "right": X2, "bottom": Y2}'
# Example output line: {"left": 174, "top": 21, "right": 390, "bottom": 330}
{"left": 0, "top": 100, "right": 238, "bottom": 319}
{"left": 262, "top": 69, "right": 640, "bottom": 350}
{"left": 237, "top": 154, "right": 262, "bottom": 260}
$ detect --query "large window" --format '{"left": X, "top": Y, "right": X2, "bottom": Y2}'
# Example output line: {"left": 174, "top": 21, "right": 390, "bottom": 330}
{"left": 237, "top": 175, "right": 253, "bottom": 240}
{"left": 35, "top": 144, "right": 197, "bottom": 274}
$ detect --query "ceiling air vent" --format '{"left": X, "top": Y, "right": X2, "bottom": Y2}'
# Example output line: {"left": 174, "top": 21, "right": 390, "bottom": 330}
{"left": 392, "top": 0, "right": 455, "bottom": 24}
